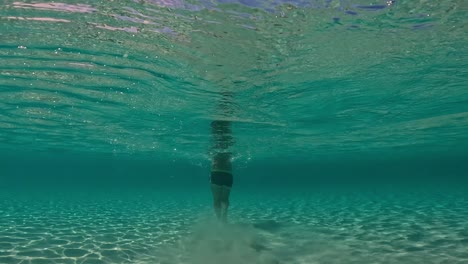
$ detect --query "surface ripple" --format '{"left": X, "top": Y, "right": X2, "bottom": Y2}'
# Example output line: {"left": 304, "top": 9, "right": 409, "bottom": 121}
{"left": 0, "top": 0, "right": 467, "bottom": 162}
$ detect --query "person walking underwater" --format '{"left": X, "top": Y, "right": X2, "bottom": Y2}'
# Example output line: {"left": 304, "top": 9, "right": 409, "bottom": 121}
{"left": 210, "top": 92, "right": 234, "bottom": 223}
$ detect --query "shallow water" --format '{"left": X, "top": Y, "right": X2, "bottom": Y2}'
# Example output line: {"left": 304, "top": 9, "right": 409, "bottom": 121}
{"left": 1, "top": 0, "right": 467, "bottom": 263}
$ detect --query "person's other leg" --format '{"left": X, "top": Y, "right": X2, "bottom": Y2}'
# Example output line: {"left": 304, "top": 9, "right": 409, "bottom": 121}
{"left": 220, "top": 186, "right": 231, "bottom": 223}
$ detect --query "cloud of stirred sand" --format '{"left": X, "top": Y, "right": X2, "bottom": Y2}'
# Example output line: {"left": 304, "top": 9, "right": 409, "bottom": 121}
{"left": 187, "top": 220, "right": 279, "bottom": 264}
{"left": 141, "top": 217, "right": 279, "bottom": 264}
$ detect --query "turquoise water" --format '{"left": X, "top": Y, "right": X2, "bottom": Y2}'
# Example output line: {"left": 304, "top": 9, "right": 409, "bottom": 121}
{"left": 1, "top": 0, "right": 468, "bottom": 263}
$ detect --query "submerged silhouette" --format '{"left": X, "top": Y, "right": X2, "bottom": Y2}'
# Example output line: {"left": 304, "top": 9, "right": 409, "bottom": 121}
{"left": 210, "top": 92, "right": 235, "bottom": 223}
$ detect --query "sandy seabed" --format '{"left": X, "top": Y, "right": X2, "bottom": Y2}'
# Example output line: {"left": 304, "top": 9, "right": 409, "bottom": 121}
{"left": 0, "top": 189, "right": 467, "bottom": 264}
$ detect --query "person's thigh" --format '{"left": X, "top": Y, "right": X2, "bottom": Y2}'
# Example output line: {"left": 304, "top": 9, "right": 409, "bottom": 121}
{"left": 211, "top": 184, "right": 222, "bottom": 203}
{"left": 221, "top": 186, "right": 231, "bottom": 203}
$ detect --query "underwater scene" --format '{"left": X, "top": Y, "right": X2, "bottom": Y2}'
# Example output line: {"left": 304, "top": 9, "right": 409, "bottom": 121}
{"left": 0, "top": 0, "right": 467, "bottom": 263}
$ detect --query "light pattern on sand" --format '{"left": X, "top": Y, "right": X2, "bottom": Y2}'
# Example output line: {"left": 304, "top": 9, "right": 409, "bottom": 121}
{"left": 1, "top": 189, "right": 467, "bottom": 263}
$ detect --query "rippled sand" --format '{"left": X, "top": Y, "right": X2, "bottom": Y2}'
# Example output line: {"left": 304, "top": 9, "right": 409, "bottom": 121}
{"left": 0, "top": 189, "right": 467, "bottom": 264}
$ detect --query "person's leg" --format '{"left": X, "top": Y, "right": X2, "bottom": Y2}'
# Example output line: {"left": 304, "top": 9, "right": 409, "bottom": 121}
{"left": 220, "top": 186, "right": 231, "bottom": 223}
{"left": 211, "top": 184, "right": 222, "bottom": 220}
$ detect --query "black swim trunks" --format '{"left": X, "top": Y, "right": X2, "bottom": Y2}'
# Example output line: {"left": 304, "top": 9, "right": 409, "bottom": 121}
{"left": 210, "top": 171, "right": 233, "bottom": 187}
